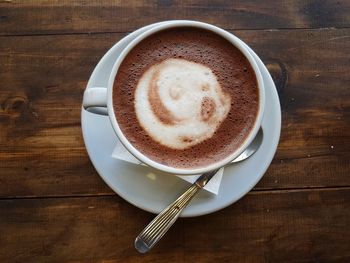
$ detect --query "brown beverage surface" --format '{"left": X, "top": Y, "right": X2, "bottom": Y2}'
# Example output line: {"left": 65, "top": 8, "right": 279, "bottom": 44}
{"left": 113, "top": 27, "right": 259, "bottom": 169}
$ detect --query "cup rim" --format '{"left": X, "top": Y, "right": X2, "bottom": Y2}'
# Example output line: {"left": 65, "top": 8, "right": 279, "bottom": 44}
{"left": 107, "top": 20, "right": 265, "bottom": 175}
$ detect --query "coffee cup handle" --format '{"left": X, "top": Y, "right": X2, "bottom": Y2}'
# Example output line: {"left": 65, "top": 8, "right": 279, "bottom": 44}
{"left": 83, "top": 87, "right": 108, "bottom": 115}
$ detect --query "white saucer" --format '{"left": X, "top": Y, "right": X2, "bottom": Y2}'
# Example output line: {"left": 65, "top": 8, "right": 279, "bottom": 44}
{"left": 81, "top": 21, "right": 281, "bottom": 217}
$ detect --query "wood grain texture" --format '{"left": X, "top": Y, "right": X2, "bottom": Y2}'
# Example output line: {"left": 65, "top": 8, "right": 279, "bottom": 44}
{"left": 0, "top": 188, "right": 349, "bottom": 262}
{"left": 1, "top": 28, "right": 349, "bottom": 198}
{"left": 0, "top": 2, "right": 349, "bottom": 262}
{"left": 0, "top": 0, "right": 350, "bottom": 36}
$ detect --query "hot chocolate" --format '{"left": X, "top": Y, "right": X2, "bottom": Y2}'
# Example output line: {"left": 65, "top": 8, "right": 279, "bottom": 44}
{"left": 113, "top": 27, "right": 259, "bottom": 169}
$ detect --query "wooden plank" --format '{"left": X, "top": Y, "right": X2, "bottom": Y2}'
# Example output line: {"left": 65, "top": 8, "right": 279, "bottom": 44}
{"left": 260, "top": 155, "right": 350, "bottom": 190}
{"left": 0, "top": 28, "right": 349, "bottom": 197}
{"left": 0, "top": 188, "right": 349, "bottom": 262}
{"left": 0, "top": 0, "right": 350, "bottom": 35}
{"left": 0, "top": 148, "right": 113, "bottom": 198}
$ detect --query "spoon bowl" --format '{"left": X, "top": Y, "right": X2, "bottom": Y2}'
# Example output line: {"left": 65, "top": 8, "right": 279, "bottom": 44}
{"left": 231, "top": 127, "right": 263, "bottom": 163}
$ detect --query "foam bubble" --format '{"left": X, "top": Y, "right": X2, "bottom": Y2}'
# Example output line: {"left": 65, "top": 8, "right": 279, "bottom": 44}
{"left": 134, "top": 58, "right": 231, "bottom": 150}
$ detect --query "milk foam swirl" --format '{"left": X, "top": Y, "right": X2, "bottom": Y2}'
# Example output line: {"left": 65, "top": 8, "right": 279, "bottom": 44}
{"left": 134, "top": 58, "right": 231, "bottom": 150}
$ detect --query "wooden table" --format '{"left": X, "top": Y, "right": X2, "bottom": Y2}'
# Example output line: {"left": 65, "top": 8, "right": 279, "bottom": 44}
{"left": 1, "top": 1, "right": 349, "bottom": 262}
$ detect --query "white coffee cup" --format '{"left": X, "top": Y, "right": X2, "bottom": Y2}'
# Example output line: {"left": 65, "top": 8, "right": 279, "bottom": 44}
{"left": 83, "top": 20, "right": 265, "bottom": 175}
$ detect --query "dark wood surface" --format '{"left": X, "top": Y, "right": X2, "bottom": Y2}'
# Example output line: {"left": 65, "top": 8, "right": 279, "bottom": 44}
{"left": 0, "top": 1, "right": 349, "bottom": 262}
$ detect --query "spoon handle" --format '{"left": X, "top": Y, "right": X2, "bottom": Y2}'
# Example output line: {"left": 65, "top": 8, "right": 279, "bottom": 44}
{"left": 135, "top": 169, "right": 218, "bottom": 253}
{"left": 135, "top": 183, "right": 200, "bottom": 253}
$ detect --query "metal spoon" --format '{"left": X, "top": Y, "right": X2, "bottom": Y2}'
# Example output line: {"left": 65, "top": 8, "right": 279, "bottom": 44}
{"left": 135, "top": 128, "right": 264, "bottom": 253}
